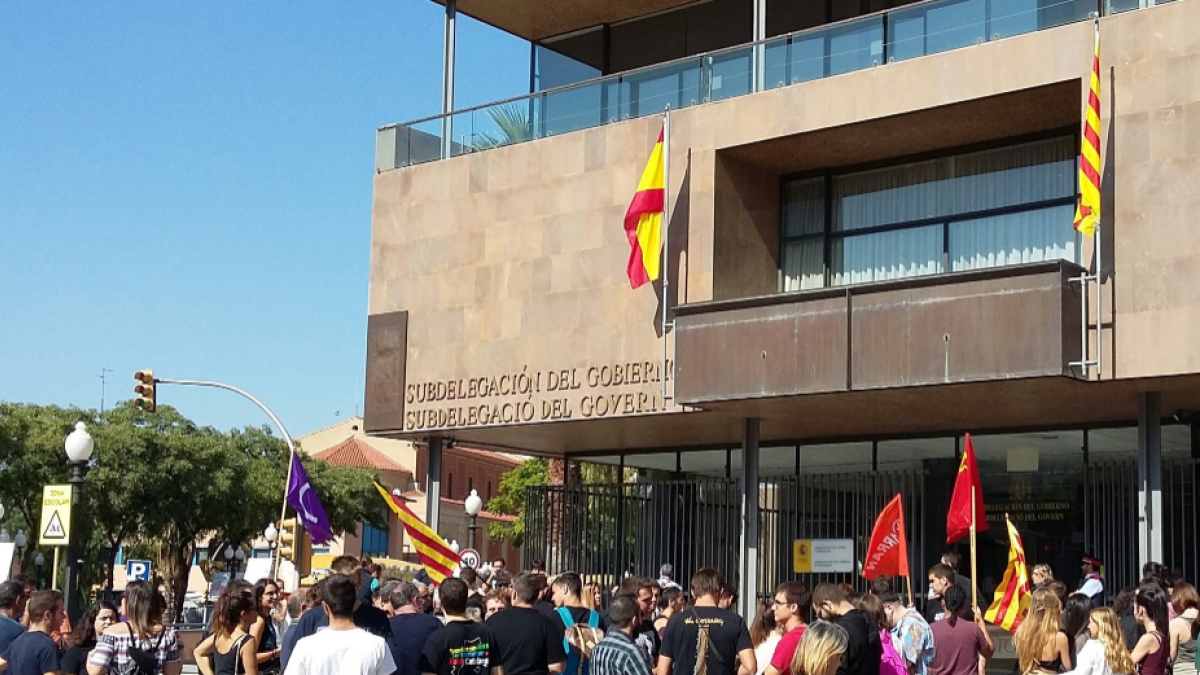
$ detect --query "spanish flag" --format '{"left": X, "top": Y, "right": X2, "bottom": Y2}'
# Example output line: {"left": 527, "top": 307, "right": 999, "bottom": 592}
{"left": 374, "top": 482, "right": 459, "bottom": 584}
{"left": 1074, "top": 20, "right": 1101, "bottom": 236}
{"left": 623, "top": 125, "right": 665, "bottom": 289}
{"left": 985, "top": 516, "right": 1032, "bottom": 631}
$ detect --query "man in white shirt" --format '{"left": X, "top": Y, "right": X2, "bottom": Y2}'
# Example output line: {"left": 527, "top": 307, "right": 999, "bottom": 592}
{"left": 286, "top": 575, "right": 397, "bottom": 675}
{"left": 1077, "top": 555, "right": 1106, "bottom": 608}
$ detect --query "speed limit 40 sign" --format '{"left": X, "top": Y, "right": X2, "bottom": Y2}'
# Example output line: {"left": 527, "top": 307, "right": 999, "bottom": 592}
{"left": 459, "top": 548, "right": 481, "bottom": 569}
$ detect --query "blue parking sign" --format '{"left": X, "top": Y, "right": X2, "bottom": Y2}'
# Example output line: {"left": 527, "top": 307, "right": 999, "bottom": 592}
{"left": 126, "top": 559, "right": 152, "bottom": 582}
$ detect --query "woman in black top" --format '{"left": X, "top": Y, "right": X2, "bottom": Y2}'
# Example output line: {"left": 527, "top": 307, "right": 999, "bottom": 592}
{"left": 249, "top": 579, "right": 283, "bottom": 675}
{"left": 194, "top": 581, "right": 259, "bottom": 675}
{"left": 60, "top": 601, "right": 118, "bottom": 675}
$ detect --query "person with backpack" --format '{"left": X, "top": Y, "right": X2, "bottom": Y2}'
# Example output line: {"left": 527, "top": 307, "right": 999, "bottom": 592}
{"left": 656, "top": 568, "right": 755, "bottom": 675}
{"left": 852, "top": 594, "right": 907, "bottom": 675}
{"left": 552, "top": 573, "right": 605, "bottom": 675}
{"left": 85, "top": 580, "right": 181, "bottom": 675}
{"left": 193, "top": 581, "right": 259, "bottom": 675}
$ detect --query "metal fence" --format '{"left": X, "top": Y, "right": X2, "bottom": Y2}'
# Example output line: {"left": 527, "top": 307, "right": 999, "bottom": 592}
{"left": 759, "top": 470, "right": 926, "bottom": 599}
{"left": 523, "top": 479, "right": 741, "bottom": 589}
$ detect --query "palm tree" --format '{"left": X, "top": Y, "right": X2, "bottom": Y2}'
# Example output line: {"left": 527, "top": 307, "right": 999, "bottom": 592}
{"left": 471, "top": 103, "right": 533, "bottom": 150}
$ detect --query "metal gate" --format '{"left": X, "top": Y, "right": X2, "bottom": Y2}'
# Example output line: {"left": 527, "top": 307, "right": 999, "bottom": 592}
{"left": 524, "top": 478, "right": 741, "bottom": 589}
{"left": 759, "top": 470, "right": 927, "bottom": 599}
{"left": 1087, "top": 458, "right": 1197, "bottom": 594}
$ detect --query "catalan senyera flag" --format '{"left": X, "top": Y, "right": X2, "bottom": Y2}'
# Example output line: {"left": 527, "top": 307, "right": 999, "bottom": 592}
{"left": 985, "top": 516, "right": 1032, "bottom": 631}
{"left": 947, "top": 433, "right": 988, "bottom": 544}
{"left": 623, "top": 126, "right": 665, "bottom": 289}
{"left": 1074, "top": 21, "right": 1101, "bottom": 236}
{"left": 374, "top": 481, "right": 459, "bottom": 584}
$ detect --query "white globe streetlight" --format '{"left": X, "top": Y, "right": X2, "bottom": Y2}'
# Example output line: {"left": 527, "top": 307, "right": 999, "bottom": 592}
{"left": 464, "top": 489, "right": 483, "bottom": 553}
{"left": 13, "top": 530, "right": 27, "bottom": 550}
{"left": 0, "top": 529, "right": 9, "bottom": 544}
{"left": 224, "top": 546, "right": 235, "bottom": 560}
{"left": 234, "top": 548, "right": 245, "bottom": 562}
{"left": 34, "top": 553, "right": 44, "bottom": 567}
{"left": 264, "top": 523, "right": 278, "bottom": 544}
{"left": 449, "top": 539, "right": 460, "bottom": 554}
{"left": 64, "top": 422, "right": 95, "bottom": 462}
{"left": 0, "top": 501, "right": 5, "bottom": 521}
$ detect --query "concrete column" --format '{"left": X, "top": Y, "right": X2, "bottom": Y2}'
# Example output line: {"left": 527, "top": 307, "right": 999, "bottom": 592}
{"left": 1138, "top": 392, "right": 1163, "bottom": 568}
{"left": 427, "top": 438, "right": 443, "bottom": 531}
{"left": 740, "top": 418, "right": 761, "bottom": 618}
{"left": 440, "top": 0, "right": 457, "bottom": 158}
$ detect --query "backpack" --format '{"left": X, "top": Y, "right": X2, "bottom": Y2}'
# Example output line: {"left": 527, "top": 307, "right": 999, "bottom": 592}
{"left": 879, "top": 630, "right": 907, "bottom": 675}
{"left": 557, "top": 607, "right": 604, "bottom": 675}
{"left": 123, "top": 623, "right": 168, "bottom": 675}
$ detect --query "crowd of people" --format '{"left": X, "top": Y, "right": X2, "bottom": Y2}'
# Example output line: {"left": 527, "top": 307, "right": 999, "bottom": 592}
{"left": 0, "top": 555, "right": 1197, "bottom": 675}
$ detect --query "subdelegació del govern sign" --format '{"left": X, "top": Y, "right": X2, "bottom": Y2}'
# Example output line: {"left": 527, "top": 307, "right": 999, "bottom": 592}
{"left": 404, "top": 360, "right": 676, "bottom": 431}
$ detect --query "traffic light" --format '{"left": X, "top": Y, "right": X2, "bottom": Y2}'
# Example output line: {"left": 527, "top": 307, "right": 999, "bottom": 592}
{"left": 277, "top": 517, "right": 298, "bottom": 561}
{"left": 133, "top": 370, "right": 156, "bottom": 412}
{"left": 297, "top": 531, "right": 313, "bottom": 578}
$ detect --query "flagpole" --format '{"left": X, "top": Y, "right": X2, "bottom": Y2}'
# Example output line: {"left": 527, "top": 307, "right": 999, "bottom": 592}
{"left": 1093, "top": 16, "right": 1103, "bottom": 379}
{"left": 660, "top": 107, "right": 672, "bottom": 404}
{"left": 970, "top": 485, "right": 979, "bottom": 610}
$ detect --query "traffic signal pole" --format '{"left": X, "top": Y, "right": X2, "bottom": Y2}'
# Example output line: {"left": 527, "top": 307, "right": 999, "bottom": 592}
{"left": 140, "top": 375, "right": 302, "bottom": 581}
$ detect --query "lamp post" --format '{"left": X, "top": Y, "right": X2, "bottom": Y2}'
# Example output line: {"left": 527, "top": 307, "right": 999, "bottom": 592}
{"left": 64, "top": 421, "right": 94, "bottom": 622}
{"left": 34, "top": 552, "right": 44, "bottom": 588}
{"left": 464, "top": 489, "right": 482, "bottom": 551}
{"left": 0, "top": 501, "right": 5, "bottom": 521}
{"left": 264, "top": 523, "right": 278, "bottom": 550}
{"left": 13, "top": 530, "right": 27, "bottom": 558}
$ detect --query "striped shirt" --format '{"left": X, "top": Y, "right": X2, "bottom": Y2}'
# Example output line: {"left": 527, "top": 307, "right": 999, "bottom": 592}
{"left": 591, "top": 630, "right": 652, "bottom": 675}
{"left": 87, "top": 625, "right": 180, "bottom": 675}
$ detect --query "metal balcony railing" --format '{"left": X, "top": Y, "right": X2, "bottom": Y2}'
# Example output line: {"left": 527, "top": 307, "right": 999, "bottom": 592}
{"left": 377, "top": 0, "right": 1097, "bottom": 171}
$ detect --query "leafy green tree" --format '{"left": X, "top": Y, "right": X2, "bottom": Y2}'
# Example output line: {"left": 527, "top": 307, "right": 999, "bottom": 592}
{"left": 484, "top": 458, "right": 546, "bottom": 547}
{"left": 0, "top": 400, "right": 383, "bottom": 618}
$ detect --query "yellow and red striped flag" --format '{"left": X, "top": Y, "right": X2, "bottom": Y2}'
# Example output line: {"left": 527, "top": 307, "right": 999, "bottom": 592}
{"left": 374, "top": 481, "right": 459, "bottom": 585}
{"left": 1074, "top": 21, "right": 1101, "bottom": 236}
{"left": 985, "top": 515, "right": 1032, "bottom": 631}
{"left": 623, "top": 125, "right": 665, "bottom": 289}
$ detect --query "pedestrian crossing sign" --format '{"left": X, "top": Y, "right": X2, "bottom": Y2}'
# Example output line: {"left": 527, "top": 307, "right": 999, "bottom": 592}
{"left": 39, "top": 485, "right": 72, "bottom": 547}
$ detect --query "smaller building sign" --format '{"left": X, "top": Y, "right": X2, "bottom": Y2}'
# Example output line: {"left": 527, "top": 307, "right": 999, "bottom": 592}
{"left": 793, "top": 538, "right": 854, "bottom": 573}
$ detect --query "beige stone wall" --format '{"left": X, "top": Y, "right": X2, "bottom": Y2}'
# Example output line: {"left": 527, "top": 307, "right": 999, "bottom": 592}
{"left": 369, "top": 0, "right": 1200, "bottom": 435}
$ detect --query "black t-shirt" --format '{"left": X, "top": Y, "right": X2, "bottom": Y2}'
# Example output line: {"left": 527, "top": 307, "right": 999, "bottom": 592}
{"left": 923, "top": 576, "right": 977, "bottom": 624}
{"left": 0, "top": 630, "right": 60, "bottom": 675}
{"left": 60, "top": 642, "right": 95, "bottom": 675}
{"left": 487, "top": 607, "right": 567, "bottom": 675}
{"left": 389, "top": 613, "right": 445, "bottom": 675}
{"left": 419, "top": 620, "right": 499, "bottom": 675}
{"left": 534, "top": 600, "right": 557, "bottom": 618}
{"left": 660, "top": 607, "right": 752, "bottom": 675}
{"left": 832, "top": 610, "right": 882, "bottom": 675}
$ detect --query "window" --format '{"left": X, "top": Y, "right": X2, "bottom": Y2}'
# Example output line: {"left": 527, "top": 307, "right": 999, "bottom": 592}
{"left": 780, "top": 135, "right": 1078, "bottom": 290}
{"left": 361, "top": 524, "right": 389, "bottom": 558}
{"left": 487, "top": 481, "right": 493, "bottom": 501}
{"left": 447, "top": 472, "right": 454, "bottom": 499}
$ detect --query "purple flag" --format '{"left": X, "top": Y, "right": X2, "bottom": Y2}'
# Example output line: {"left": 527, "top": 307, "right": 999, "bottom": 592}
{"left": 286, "top": 453, "right": 334, "bottom": 544}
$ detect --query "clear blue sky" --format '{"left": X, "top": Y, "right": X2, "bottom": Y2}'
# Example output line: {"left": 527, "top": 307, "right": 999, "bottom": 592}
{"left": 0, "top": 2, "right": 529, "bottom": 435}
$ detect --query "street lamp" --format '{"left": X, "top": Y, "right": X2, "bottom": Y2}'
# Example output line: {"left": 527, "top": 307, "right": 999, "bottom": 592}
{"left": 0, "top": 529, "right": 9, "bottom": 543}
{"left": 449, "top": 539, "right": 460, "bottom": 554}
{"left": 464, "top": 489, "right": 482, "bottom": 551}
{"left": 13, "top": 530, "right": 27, "bottom": 558}
{"left": 34, "top": 552, "right": 44, "bottom": 588}
{"left": 0, "top": 500, "right": 5, "bottom": 521}
{"left": 63, "top": 421, "right": 93, "bottom": 621}
{"left": 264, "top": 523, "right": 278, "bottom": 551}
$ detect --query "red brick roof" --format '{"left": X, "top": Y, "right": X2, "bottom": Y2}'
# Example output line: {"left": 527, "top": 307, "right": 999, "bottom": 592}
{"left": 440, "top": 496, "right": 519, "bottom": 523}
{"left": 315, "top": 436, "right": 412, "bottom": 473}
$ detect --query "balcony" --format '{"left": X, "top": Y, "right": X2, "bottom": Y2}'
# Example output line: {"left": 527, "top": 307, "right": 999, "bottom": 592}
{"left": 378, "top": 0, "right": 1093, "bottom": 171}
{"left": 672, "top": 260, "right": 1086, "bottom": 405}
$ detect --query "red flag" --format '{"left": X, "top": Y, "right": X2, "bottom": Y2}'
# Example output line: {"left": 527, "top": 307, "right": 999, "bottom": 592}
{"left": 947, "top": 434, "right": 988, "bottom": 543}
{"left": 863, "top": 494, "right": 910, "bottom": 580}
